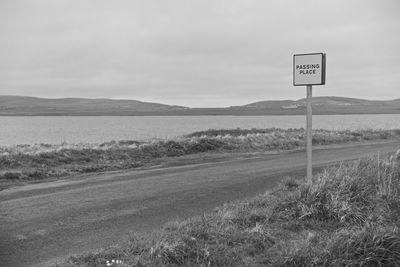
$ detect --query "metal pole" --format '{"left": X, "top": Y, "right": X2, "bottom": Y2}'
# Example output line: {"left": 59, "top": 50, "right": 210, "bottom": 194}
{"left": 306, "top": 85, "right": 312, "bottom": 180}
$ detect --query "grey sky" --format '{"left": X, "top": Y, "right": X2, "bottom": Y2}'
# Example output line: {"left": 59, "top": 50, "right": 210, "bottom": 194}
{"left": 1, "top": 0, "right": 399, "bottom": 107}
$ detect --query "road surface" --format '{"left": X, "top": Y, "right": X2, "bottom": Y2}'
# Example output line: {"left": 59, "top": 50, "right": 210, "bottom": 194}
{"left": 1, "top": 140, "right": 399, "bottom": 266}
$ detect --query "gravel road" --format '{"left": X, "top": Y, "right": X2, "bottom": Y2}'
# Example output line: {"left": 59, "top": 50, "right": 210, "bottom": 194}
{"left": 0, "top": 140, "right": 399, "bottom": 267}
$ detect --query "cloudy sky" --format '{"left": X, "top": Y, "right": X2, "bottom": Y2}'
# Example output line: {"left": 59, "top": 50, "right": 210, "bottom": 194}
{"left": 0, "top": 0, "right": 399, "bottom": 107}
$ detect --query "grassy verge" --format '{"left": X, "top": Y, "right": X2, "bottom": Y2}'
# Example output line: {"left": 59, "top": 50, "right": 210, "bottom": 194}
{"left": 63, "top": 151, "right": 400, "bottom": 267}
{"left": 1, "top": 128, "right": 399, "bottom": 184}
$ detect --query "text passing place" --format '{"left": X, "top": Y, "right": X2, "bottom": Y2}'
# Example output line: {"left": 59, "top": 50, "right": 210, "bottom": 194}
{"left": 293, "top": 53, "right": 326, "bottom": 86}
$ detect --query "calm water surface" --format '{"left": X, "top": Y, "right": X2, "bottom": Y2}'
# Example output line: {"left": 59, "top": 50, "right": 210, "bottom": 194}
{"left": 1, "top": 115, "right": 399, "bottom": 146}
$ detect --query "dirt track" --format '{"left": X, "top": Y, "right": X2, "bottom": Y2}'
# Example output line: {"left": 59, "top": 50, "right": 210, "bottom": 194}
{"left": 1, "top": 140, "right": 399, "bottom": 267}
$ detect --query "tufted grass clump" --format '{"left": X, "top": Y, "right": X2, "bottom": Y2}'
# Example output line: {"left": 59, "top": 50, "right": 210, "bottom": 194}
{"left": 272, "top": 154, "right": 400, "bottom": 227}
{"left": 63, "top": 150, "right": 400, "bottom": 267}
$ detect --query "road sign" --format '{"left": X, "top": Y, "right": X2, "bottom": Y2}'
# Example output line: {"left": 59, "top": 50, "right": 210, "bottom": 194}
{"left": 293, "top": 52, "right": 326, "bottom": 180}
{"left": 293, "top": 53, "right": 326, "bottom": 86}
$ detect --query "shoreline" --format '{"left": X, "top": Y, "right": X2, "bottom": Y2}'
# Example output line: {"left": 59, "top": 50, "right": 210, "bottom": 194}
{"left": 1, "top": 111, "right": 400, "bottom": 116}
{"left": 1, "top": 128, "right": 400, "bottom": 190}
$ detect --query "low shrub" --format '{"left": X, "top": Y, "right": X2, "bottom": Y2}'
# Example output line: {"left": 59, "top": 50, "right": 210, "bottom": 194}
{"left": 2, "top": 171, "right": 21, "bottom": 180}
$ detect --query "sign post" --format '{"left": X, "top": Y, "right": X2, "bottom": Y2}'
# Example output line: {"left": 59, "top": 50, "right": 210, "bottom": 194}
{"left": 306, "top": 84, "right": 312, "bottom": 179}
{"left": 293, "top": 53, "right": 326, "bottom": 180}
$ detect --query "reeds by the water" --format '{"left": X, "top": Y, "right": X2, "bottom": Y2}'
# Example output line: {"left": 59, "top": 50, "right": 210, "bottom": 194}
{"left": 1, "top": 128, "right": 399, "bottom": 183}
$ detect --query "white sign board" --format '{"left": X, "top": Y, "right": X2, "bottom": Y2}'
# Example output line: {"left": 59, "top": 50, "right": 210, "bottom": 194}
{"left": 293, "top": 53, "right": 326, "bottom": 86}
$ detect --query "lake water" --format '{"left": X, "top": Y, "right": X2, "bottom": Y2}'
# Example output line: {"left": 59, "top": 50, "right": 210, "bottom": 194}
{"left": 1, "top": 114, "right": 399, "bottom": 146}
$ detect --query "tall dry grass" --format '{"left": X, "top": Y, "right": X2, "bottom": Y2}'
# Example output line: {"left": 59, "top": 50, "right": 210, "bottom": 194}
{"left": 1, "top": 128, "right": 399, "bottom": 182}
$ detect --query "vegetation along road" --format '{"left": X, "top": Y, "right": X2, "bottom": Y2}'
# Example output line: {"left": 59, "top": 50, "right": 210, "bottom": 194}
{"left": 0, "top": 140, "right": 399, "bottom": 267}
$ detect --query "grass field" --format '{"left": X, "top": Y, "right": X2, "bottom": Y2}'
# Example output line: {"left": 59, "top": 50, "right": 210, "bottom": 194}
{"left": 1, "top": 128, "right": 399, "bottom": 186}
{"left": 63, "top": 150, "right": 400, "bottom": 267}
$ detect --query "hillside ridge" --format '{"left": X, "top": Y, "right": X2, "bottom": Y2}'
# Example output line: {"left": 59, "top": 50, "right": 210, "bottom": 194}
{"left": 0, "top": 95, "right": 399, "bottom": 115}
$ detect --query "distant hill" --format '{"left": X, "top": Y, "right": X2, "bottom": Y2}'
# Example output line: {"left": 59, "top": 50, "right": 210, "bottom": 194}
{"left": 234, "top": 96, "right": 400, "bottom": 115}
{"left": 242, "top": 96, "right": 400, "bottom": 109}
{"left": 0, "top": 96, "right": 188, "bottom": 115}
{"left": 0, "top": 95, "right": 399, "bottom": 115}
